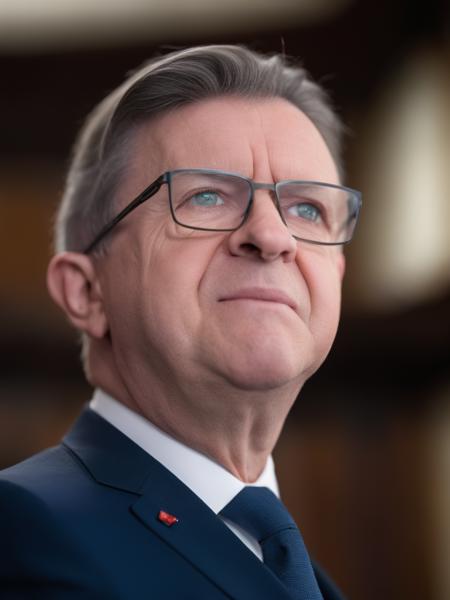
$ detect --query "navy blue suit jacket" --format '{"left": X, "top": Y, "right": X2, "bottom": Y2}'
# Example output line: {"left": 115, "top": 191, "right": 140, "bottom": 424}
{"left": 0, "top": 407, "right": 345, "bottom": 599}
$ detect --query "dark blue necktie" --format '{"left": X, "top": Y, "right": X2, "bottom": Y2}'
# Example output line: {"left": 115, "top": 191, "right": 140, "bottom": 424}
{"left": 220, "top": 486, "right": 323, "bottom": 600}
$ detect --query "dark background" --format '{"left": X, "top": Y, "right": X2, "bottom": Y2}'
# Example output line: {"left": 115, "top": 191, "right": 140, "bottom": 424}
{"left": 1, "top": 0, "right": 449, "bottom": 598}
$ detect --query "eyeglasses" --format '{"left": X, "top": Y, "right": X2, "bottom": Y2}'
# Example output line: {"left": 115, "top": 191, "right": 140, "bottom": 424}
{"left": 83, "top": 168, "right": 362, "bottom": 253}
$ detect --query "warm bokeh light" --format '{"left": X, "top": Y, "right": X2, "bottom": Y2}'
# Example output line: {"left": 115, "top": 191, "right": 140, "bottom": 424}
{"left": 0, "top": 0, "right": 354, "bottom": 51}
{"left": 352, "top": 49, "right": 450, "bottom": 311}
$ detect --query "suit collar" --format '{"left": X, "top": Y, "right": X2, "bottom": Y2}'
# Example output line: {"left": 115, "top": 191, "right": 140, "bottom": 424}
{"left": 63, "top": 406, "right": 155, "bottom": 493}
{"left": 89, "top": 388, "right": 280, "bottom": 513}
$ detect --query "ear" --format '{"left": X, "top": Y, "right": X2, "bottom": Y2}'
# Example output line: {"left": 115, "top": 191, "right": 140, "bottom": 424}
{"left": 46, "top": 252, "right": 109, "bottom": 339}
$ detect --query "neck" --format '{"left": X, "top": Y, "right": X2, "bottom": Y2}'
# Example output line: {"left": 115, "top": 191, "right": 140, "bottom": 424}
{"left": 88, "top": 341, "right": 302, "bottom": 482}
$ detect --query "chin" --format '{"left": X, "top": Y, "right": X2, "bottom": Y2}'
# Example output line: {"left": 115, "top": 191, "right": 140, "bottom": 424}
{"left": 221, "top": 352, "right": 312, "bottom": 392}
{"left": 201, "top": 323, "right": 334, "bottom": 392}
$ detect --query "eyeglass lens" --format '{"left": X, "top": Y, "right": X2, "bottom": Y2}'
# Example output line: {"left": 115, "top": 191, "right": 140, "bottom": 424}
{"left": 169, "top": 171, "right": 359, "bottom": 244}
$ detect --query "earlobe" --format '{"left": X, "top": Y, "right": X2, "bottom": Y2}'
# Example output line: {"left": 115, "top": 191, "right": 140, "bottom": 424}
{"left": 46, "top": 252, "right": 109, "bottom": 338}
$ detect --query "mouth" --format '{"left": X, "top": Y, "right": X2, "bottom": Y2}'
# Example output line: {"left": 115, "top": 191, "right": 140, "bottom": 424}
{"left": 218, "top": 287, "right": 297, "bottom": 312}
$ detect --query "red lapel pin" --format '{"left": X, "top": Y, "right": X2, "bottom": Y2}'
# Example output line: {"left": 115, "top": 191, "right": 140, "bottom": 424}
{"left": 158, "top": 510, "right": 179, "bottom": 527}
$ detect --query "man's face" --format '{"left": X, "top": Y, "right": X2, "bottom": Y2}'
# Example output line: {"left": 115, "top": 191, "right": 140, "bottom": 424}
{"left": 98, "top": 97, "right": 344, "bottom": 394}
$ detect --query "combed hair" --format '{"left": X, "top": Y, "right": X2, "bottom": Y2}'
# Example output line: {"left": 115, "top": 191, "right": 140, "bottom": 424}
{"left": 55, "top": 44, "right": 344, "bottom": 254}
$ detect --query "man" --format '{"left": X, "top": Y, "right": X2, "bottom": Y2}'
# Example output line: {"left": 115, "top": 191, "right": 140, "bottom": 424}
{"left": 0, "top": 45, "right": 360, "bottom": 599}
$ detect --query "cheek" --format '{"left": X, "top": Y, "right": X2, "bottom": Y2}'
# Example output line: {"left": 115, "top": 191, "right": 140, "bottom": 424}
{"left": 101, "top": 253, "right": 143, "bottom": 341}
{"left": 298, "top": 249, "right": 343, "bottom": 329}
{"left": 139, "top": 235, "right": 221, "bottom": 337}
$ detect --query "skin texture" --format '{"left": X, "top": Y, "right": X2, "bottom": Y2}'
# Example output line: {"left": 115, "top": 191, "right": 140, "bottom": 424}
{"left": 47, "top": 96, "right": 345, "bottom": 482}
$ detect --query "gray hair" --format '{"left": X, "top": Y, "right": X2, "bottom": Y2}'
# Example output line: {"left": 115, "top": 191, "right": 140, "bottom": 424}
{"left": 55, "top": 44, "right": 344, "bottom": 254}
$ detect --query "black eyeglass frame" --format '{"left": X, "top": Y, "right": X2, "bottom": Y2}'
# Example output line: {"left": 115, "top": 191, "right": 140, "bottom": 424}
{"left": 83, "top": 168, "right": 362, "bottom": 254}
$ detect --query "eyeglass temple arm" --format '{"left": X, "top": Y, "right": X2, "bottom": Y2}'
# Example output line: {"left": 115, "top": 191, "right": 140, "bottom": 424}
{"left": 334, "top": 205, "right": 361, "bottom": 238}
{"left": 83, "top": 176, "right": 165, "bottom": 254}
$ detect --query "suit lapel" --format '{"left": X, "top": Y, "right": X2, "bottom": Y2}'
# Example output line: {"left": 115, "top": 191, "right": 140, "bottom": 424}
{"left": 63, "top": 408, "right": 292, "bottom": 600}
{"left": 131, "top": 472, "right": 293, "bottom": 600}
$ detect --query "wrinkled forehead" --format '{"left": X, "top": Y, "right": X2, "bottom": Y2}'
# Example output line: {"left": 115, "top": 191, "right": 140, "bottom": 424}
{"left": 121, "top": 96, "right": 339, "bottom": 198}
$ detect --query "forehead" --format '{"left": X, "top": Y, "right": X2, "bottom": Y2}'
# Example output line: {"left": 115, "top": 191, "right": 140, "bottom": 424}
{"left": 126, "top": 96, "right": 339, "bottom": 192}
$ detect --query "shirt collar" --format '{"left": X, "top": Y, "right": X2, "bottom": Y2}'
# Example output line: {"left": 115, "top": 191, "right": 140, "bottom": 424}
{"left": 89, "top": 388, "right": 279, "bottom": 514}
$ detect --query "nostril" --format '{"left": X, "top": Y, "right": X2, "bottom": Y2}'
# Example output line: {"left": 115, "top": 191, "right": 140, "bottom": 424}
{"left": 239, "top": 242, "right": 259, "bottom": 256}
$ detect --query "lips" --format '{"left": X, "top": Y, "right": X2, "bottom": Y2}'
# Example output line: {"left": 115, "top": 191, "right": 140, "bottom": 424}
{"left": 218, "top": 287, "right": 297, "bottom": 312}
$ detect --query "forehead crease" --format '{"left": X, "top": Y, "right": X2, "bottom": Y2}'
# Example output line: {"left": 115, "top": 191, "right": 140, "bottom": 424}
{"left": 261, "top": 107, "right": 329, "bottom": 179}
{"left": 144, "top": 104, "right": 258, "bottom": 174}
{"left": 132, "top": 97, "right": 337, "bottom": 184}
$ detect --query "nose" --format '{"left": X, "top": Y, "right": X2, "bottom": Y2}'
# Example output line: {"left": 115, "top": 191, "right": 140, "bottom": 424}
{"left": 227, "top": 190, "right": 297, "bottom": 262}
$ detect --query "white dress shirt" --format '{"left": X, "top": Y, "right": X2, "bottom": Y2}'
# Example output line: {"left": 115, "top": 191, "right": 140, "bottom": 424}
{"left": 90, "top": 388, "right": 280, "bottom": 560}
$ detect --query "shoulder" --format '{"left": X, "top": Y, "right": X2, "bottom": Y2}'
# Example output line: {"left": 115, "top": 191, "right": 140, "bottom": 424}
{"left": 0, "top": 444, "right": 92, "bottom": 562}
{"left": 0, "top": 443, "right": 90, "bottom": 498}
{"left": 0, "top": 444, "right": 89, "bottom": 555}
{"left": 0, "top": 441, "right": 116, "bottom": 540}
{"left": 1, "top": 443, "right": 80, "bottom": 480}
{"left": 0, "top": 475, "right": 68, "bottom": 552}
{"left": 0, "top": 449, "right": 115, "bottom": 598}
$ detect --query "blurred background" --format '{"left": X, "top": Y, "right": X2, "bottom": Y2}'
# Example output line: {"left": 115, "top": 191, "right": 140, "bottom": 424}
{"left": 0, "top": 0, "right": 449, "bottom": 598}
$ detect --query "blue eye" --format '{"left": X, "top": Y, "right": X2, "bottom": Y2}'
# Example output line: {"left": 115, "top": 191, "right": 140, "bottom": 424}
{"left": 288, "top": 202, "right": 321, "bottom": 222}
{"left": 190, "top": 191, "right": 224, "bottom": 207}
